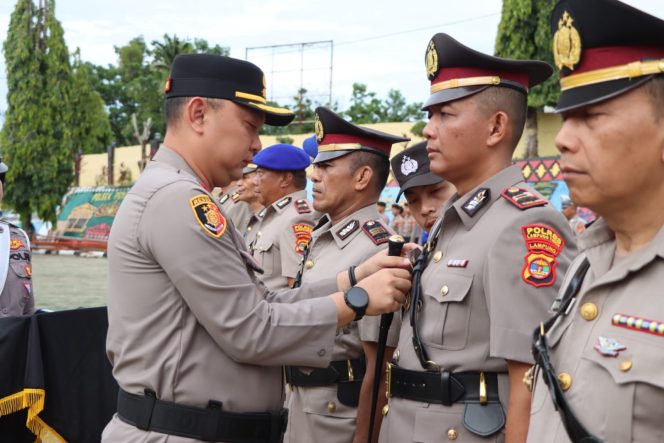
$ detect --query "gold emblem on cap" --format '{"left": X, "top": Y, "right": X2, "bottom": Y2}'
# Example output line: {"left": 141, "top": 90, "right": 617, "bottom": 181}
{"left": 553, "top": 11, "right": 582, "bottom": 71}
{"left": 314, "top": 113, "right": 324, "bottom": 142}
{"left": 425, "top": 40, "right": 439, "bottom": 80}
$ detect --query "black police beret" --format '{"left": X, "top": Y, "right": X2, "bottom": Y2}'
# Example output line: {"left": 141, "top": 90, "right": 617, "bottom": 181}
{"left": 165, "top": 54, "right": 294, "bottom": 126}
{"left": 552, "top": 0, "right": 664, "bottom": 112}
{"left": 390, "top": 141, "right": 443, "bottom": 202}
{"left": 423, "top": 33, "right": 552, "bottom": 109}
{"left": 312, "top": 107, "right": 409, "bottom": 163}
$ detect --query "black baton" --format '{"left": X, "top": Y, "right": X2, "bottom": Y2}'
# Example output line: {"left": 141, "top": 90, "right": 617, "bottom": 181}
{"left": 368, "top": 235, "right": 405, "bottom": 443}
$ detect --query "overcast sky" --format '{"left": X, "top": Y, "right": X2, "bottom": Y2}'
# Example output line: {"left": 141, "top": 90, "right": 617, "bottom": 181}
{"left": 1, "top": 0, "right": 663, "bottom": 115}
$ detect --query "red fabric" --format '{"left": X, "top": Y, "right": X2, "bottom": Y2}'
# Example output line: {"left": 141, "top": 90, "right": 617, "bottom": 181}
{"left": 571, "top": 46, "right": 664, "bottom": 74}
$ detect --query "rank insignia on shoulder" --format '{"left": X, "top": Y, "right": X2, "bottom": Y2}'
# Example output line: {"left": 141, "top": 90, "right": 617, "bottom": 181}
{"left": 612, "top": 313, "right": 664, "bottom": 337}
{"left": 23, "top": 282, "right": 32, "bottom": 296}
{"left": 293, "top": 223, "right": 313, "bottom": 253}
{"left": 10, "top": 239, "right": 25, "bottom": 250}
{"left": 231, "top": 191, "right": 240, "bottom": 203}
{"left": 190, "top": 194, "right": 227, "bottom": 238}
{"left": 501, "top": 187, "right": 547, "bottom": 210}
{"left": 336, "top": 219, "right": 359, "bottom": 241}
{"left": 594, "top": 336, "right": 626, "bottom": 357}
{"left": 521, "top": 224, "right": 565, "bottom": 288}
{"left": 219, "top": 194, "right": 230, "bottom": 205}
{"left": 362, "top": 220, "right": 390, "bottom": 245}
{"left": 461, "top": 188, "right": 490, "bottom": 217}
{"left": 258, "top": 207, "right": 267, "bottom": 218}
{"left": 276, "top": 196, "right": 292, "bottom": 209}
{"left": 447, "top": 259, "right": 469, "bottom": 268}
{"left": 294, "top": 199, "right": 312, "bottom": 214}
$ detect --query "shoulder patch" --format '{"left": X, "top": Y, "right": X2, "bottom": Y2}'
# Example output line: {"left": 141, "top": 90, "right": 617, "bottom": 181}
{"left": 10, "top": 239, "right": 26, "bottom": 250}
{"left": 276, "top": 196, "right": 292, "bottom": 209}
{"left": 190, "top": 194, "right": 227, "bottom": 238}
{"left": 521, "top": 224, "right": 565, "bottom": 288}
{"left": 219, "top": 194, "right": 230, "bottom": 205}
{"left": 294, "top": 199, "right": 312, "bottom": 214}
{"left": 362, "top": 220, "right": 390, "bottom": 245}
{"left": 336, "top": 219, "right": 359, "bottom": 241}
{"left": 501, "top": 187, "right": 547, "bottom": 210}
{"left": 461, "top": 188, "right": 490, "bottom": 217}
{"left": 231, "top": 191, "right": 240, "bottom": 203}
{"left": 293, "top": 223, "right": 313, "bottom": 253}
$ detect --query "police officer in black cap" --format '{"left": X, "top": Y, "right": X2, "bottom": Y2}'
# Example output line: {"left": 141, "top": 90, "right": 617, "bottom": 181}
{"left": 103, "top": 54, "right": 413, "bottom": 443}
{"left": 378, "top": 34, "right": 577, "bottom": 442}
{"left": 527, "top": 1, "right": 664, "bottom": 442}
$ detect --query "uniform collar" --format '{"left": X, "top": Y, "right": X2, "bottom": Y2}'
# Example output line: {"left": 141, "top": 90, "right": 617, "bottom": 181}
{"left": 152, "top": 146, "right": 205, "bottom": 187}
{"left": 321, "top": 204, "right": 384, "bottom": 249}
{"left": 266, "top": 190, "right": 308, "bottom": 216}
{"left": 580, "top": 217, "right": 664, "bottom": 288}
{"left": 450, "top": 165, "right": 524, "bottom": 230}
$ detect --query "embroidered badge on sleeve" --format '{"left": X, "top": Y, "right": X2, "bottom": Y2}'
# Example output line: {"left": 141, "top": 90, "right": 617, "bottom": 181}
{"left": 10, "top": 239, "right": 25, "bottom": 250}
{"left": 190, "top": 194, "right": 227, "bottom": 238}
{"left": 293, "top": 223, "right": 313, "bottom": 253}
{"left": 521, "top": 224, "right": 565, "bottom": 288}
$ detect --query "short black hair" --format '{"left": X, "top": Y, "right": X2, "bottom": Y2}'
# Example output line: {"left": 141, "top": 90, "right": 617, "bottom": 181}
{"left": 348, "top": 151, "right": 390, "bottom": 196}
{"left": 291, "top": 169, "right": 308, "bottom": 190}
{"left": 164, "top": 97, "right": 223, "bottom": 126}
{"left": 377, "top": 201, "right": 386, "bottom": 207}
{"left": 473, "top": 87, "right": 527, "bottom": 148}
{"left": 391, "top": 204, "right": 403, "bottom": 212}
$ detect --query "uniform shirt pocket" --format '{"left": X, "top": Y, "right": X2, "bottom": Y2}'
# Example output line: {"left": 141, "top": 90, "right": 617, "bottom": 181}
{"left": 413, "top": 405, "right": 502, "bottom": 443}
{"left": 301, "top": 386, "right": 357, "bottom": 419}
{"left": 254, "top": 240, "right": 275, "bottom": 274}
{"left": 421, "top": 272, "right": 473, "bottom": 350}
{"left": 9, "top": 261, "right": 30, "bottom": 279}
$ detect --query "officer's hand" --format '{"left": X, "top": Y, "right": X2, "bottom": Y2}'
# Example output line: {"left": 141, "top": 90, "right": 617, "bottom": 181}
{"left": 354, "top": 242, "right": 419, "bottom": 282}
{"left": 360, "top": 268, "right": 411, "bottom": 316}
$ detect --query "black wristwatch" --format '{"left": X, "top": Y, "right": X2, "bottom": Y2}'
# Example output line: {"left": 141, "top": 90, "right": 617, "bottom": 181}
{"left": 344, "top": 286, "right": 369, "bottom": 321}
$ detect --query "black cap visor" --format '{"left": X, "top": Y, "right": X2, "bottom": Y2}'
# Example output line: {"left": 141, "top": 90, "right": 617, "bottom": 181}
{"left": 396, "top": 172, "right": 444, "bottom": 202}
{"left": 422, "top": 85, "right": 489, "bottom": 110}
{"left": 555, "top": 75, "right": 655, "bottom": 113}
{"left": 234, "top": 99, "right": 295, "bottom": 126}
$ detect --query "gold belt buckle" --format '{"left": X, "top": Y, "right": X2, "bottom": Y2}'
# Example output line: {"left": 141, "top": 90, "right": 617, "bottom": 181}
{"left": 347, "top": 360, "right": 355, "bottom": 382}
{"left": 385, "top": 363, "right": 393, "bottom": 398}
{"left": 479, "top": 371, "right": 488, "bottom": 405}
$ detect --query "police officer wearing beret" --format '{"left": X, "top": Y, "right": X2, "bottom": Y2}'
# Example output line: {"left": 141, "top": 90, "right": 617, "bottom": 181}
{"left": 527, "top": 1, "right": 664, "bottom": 442}
{"left": 251, "top": 144, "right": 316, "bottom": 290}
{"left": 378, "top": 34, "right": 578, "bottom": 443}
{"left": 235, "top": 163, "right": 263, "bottom": 246}
{"left": 0, "top": 158, "right": 35, "bottom": 318}
{"left": 390, "top": 141, "right": 456, "bottom": 235}
{"left": 283, "top": 107, "right": 409, "bottom": 443}
{"left": 102, "top": 54, "right": 414, "bottom": 443}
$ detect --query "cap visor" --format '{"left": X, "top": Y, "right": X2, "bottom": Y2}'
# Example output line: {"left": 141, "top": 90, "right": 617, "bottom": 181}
{"left": 422, "top": 85, "right": 488, "bottom": 109}
{"left": 400, "top": 173, "right": 444, "bottom": 196}
{"left": 555, "top": 76, "right": 653, "bottom": 113}
{"left": 0, "top": 163, "right": 8, "bottom": 174}
{"left": 313, "top": 150, "right": 354, "bottom": 164}
{"left": 234, "top": 100, "right": 295, "bottom": 126}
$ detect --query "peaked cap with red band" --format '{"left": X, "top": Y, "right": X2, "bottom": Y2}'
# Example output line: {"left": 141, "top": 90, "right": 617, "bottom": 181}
{"left": 552, "top": 0, "right": 664, "bottom": 112}
{"left": 423, "top": 33, "right": 553, "bottom": 109}
{"left": 312, "top": 107, "right": 409, "bottom": 163}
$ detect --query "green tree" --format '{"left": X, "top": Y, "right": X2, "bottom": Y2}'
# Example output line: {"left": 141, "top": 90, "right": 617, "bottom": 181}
{"left": 380, "top": 89, "right": 425, "bottom": 122}
{"left": 344, "top": 83, "right": 383, "bottom": 123}
{"left": 70, "top": 49, "right": 112, "bottom": 153}
{"left": 151, "top": 34, "right": 194, "bottom": 70}
{"left": 1, "top": 0, "right": 75, "bottom": 230}
{"left": 495, "top": 0, "right": 559, "bottom": 158}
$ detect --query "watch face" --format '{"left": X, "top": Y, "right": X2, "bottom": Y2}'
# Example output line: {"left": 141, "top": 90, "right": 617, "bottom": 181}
{"left": 347, "top": 287, "right": 369, "bottom": 309}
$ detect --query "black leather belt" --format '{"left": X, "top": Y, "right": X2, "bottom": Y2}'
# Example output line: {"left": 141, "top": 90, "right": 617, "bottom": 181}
{"left": 284, "top": 357, "right": 365, "bottom": 387}
{"left": 117, "top": 389, "right": 287, "bottom": 443}
{"left": 387, "top": 364, "right": 502, "bottom": 406}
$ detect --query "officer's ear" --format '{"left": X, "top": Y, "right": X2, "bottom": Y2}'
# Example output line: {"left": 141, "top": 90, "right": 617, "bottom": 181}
{"left": 353, "top": 165, "right": 373, "bottom": 192}
{"left": 486, "top": 110, "right": 509, "bottom": 148}
{"left": 186, "top": 97, "right": 209, "bottom": 134}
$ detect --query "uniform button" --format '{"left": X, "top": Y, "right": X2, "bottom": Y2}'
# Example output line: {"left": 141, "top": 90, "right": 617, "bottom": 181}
{"left": 580, "top": 303, "right": 598, "bottom": 321}
{"left": 393, "top": 349, "right": 400, "bottom": 363}
{"left": 257, "top": 231, "right": 262, "bottom": 237}
{"left": 247, "top": 226, "right": 252, "bottom": 232}
{"left": 620, "top": 360, "right": 633, "bottom": 372}
{"left": 447, "top": 428, "right": 458, "bottom": 440}
{"left": 382, "top": 404, "right": 389, "bottom": 416}
{"left": 433, "top": 250, "right": 443, "bottom": 263}
{"left": 327, "top": 402, "right": 336, "bottom": 413}
{"left": 305, "top": 259, "right": 314, "bottom": 269}
{"left": 1, "top": 308, "right": 7, "bottom": 314}
{"left": 440, "top": 285, "right": 449, "bottom": 297}
{"left": 317, "top": 349, "right": 326, "bottom": 357}
{"left": 558, "top": 372, "right": 572, "bottom": 391}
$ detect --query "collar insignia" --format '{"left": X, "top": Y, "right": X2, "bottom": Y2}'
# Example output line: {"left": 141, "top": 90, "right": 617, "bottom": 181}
{"left": 336, "top": 219, "right": 359, "bottom": 241}
{"left": 461, "top": 188, "right": 490, "bottom": 217}
{"left": 276, "top": 196, "right": 292, "bottom": 209}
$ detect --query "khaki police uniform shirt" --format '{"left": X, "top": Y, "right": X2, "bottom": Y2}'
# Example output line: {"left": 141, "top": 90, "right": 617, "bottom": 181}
{"left": 102, "top": 147, "right": 340, "bottom": 443}
{"left": 0, "top": 223, "right": 34, "bottom": 317}
{"left": 244, "top": 210, "right": 263, "bottom": 251}
{"left": 284, "top": 205, "right": 400, "bottom": 443}
{"left": 380, "top": 165, "right": 578, "bottom": 443}
{"left": 227, "top": 199, "right": 252, "bottom": 234}
{"left": 252, "top": 190, "right": 316, "bottom": 291}
{"left": 527, "top": 218, "right": 664, "bottom": 443}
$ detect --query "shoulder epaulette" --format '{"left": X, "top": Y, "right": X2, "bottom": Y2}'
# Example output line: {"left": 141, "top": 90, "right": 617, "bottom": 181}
{"left": 219, "top": 194, "right": 230, "bottom": 205}
{"left": 231, "top": 191, "right": 240, "bottom": 203}
{"left": 294, "top": 199, "right": 312, "bottom": 214}
{"left": 361, "top": 220, "right": 390, "bottom": 245}
{"left": 501, "top": 186, "right": 547, "bottom": 210}
{"left": 276, "top": 196, "right": 292, "bottom": 209}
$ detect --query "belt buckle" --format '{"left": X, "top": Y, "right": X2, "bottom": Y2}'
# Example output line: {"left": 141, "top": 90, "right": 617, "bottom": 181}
{"left": 385, "top": 363, "right": 393, "bottom": 398}
{"left": 347, "top": 360, "right": 355, "bottom": 382}
{"left": 479, "top": 372, "right": 488, "bottom": 405}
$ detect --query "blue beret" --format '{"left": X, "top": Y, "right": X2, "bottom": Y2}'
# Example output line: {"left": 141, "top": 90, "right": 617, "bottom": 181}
{"left": 302, "top": 135, "right": 318, "bottom": 159}
{"left": 253, "top": 144, "right": 311, "bottom": 171}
